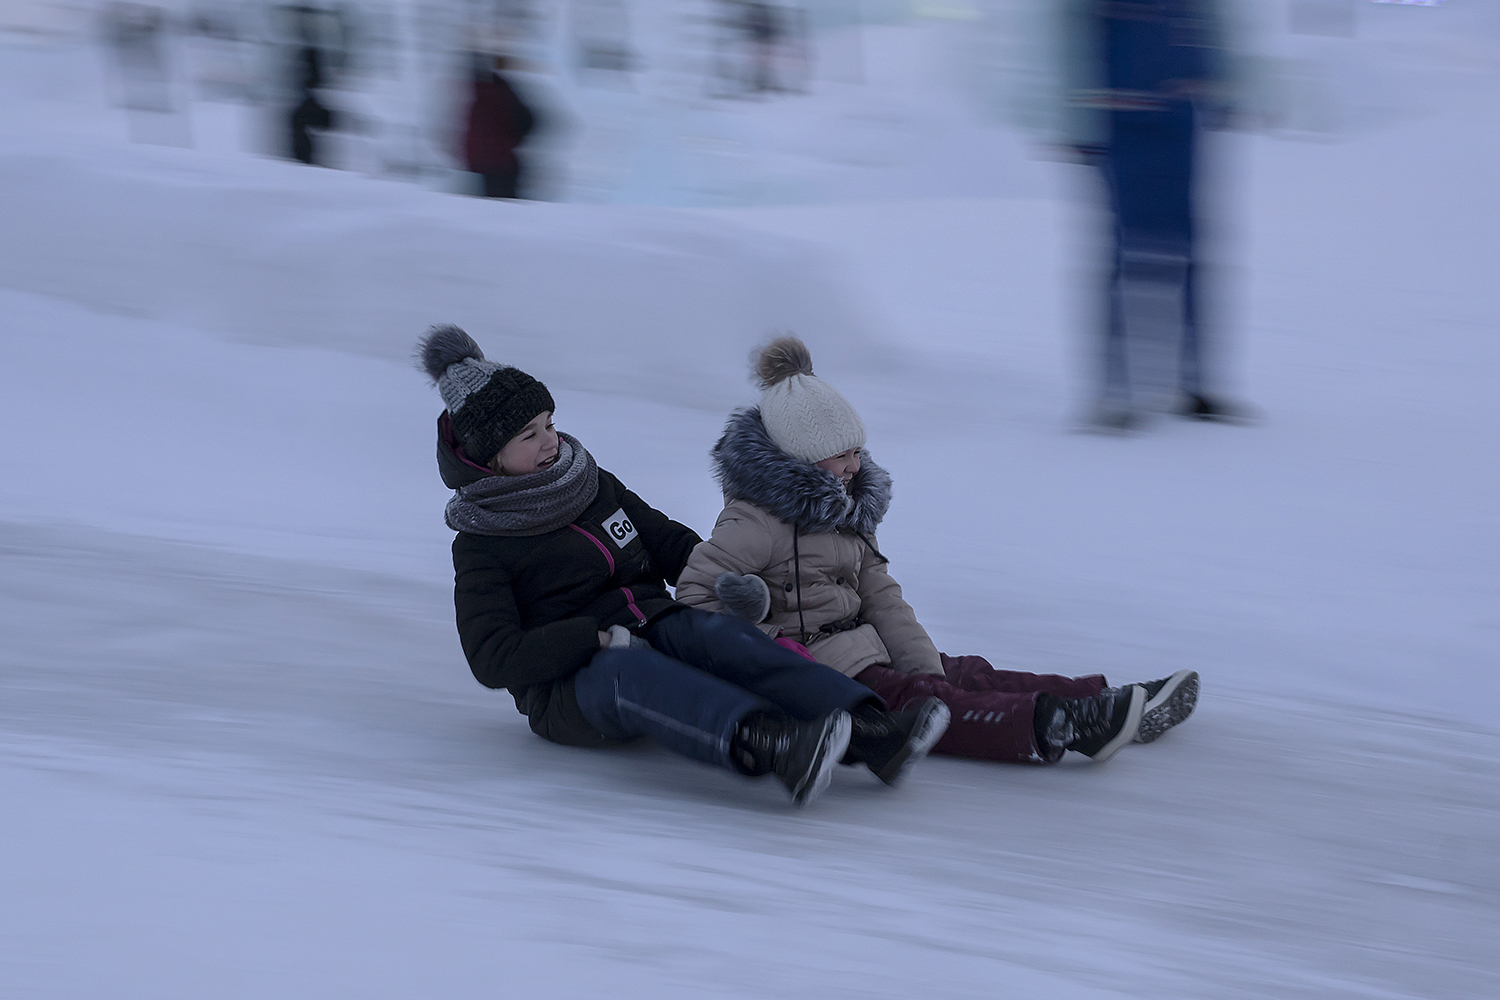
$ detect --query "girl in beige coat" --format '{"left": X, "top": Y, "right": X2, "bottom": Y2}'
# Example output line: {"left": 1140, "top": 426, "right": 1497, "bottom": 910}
{"left": 676, "top": 338, "right": 1199, "bottom": 763}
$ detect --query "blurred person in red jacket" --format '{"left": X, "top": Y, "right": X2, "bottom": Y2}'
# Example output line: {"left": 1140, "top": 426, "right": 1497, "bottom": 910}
{"left": 463, "top": 53, "right": 537, "bottom": 199}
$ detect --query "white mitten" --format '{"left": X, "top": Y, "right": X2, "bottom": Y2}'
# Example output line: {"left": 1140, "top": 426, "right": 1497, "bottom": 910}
{"left": 607, "top": 624, "right": 651, "bottom": 650}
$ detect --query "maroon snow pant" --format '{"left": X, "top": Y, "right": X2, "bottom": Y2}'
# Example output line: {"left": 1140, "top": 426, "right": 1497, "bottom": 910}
{"left": 855, "top": 655, "right": 1105, "bottom": 764}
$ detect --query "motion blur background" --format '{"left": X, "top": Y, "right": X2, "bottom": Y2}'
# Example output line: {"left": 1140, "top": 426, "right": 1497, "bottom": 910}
{"left": 1, "top": 0, "right": 1474, "bottom": 202}
{"left": 2, "top": 2, "right": 1497, "bottom": 999}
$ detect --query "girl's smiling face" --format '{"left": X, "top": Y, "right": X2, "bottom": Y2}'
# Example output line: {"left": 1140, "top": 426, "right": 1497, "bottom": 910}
{"left": 490, "top": 411, "right": 559, "bottom": 476}
{"left": 815, "top": 447, "right": 861, "bottom": 486}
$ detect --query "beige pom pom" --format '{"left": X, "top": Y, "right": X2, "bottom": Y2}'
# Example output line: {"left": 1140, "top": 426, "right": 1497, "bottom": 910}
{"left": 753, "top": 336, "right": 814, "bottom": 389}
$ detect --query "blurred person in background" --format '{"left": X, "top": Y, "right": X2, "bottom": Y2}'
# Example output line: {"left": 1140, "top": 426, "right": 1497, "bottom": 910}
{"left": 462, "top": 52, "right": 537, "bottom": 198}
{"left": 710, "top": 1, "right": 808, "bottom": 98}
{"left": 743, "top": 2, "right": 781, "bottom": 93}
{"left": 1057, "top": 0, "right": 1252, "bottom": 431}
{"left": 284, "top": 5, "right": 345, "bottom": 165}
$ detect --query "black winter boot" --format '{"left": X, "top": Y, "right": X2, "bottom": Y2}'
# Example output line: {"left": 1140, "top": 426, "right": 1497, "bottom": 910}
{"left": 731, "top": 710, "right": 851, "bottom": 808}
{"left": 1132, "top": 670, "right": 1199, "bottom": 743}
{"left": 1040, "top": 686, "right": 1144, "bottom": 762}
{"left": 845, "top": 698, "right": 951, "bottom": 786}
{"left": 1177, "top": 393, "right": 1256, "bottom": 424}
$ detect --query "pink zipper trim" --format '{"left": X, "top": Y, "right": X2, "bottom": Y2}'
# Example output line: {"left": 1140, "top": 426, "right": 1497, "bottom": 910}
{"left": 567, "top": 524, "right": 615, "bottom": 575}
{"left": 567, "top": 526, "right": 644, "bottom": 624}
{"left": 620, "top": 587, "right": 647, "bottom": 625}
{"left": 458, "top": 451, "right": 493, "bottom": 474}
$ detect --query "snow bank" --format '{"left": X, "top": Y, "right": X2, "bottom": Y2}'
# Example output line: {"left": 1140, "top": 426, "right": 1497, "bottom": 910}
{"left": 0, "top": 141, "right": 881, "bottom": 411}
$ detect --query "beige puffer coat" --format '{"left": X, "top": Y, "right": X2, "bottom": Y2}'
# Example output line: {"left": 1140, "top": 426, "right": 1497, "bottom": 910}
{"left": 674, "top": 408, "right": 943, "bottom": 679}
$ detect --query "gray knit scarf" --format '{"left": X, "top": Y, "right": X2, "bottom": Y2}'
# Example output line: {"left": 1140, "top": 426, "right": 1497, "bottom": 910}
{"left": 445, "top": 432, "right": 600, "bottom": 536}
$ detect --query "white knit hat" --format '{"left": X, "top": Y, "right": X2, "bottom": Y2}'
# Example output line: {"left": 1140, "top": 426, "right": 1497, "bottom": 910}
{"left": 754, "top": 337, "right": 866, "bottom": 463}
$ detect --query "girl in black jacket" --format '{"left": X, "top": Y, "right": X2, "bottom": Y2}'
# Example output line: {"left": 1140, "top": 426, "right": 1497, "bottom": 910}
{"left": 417, "top": 326, "right": 948, "bottom": 807}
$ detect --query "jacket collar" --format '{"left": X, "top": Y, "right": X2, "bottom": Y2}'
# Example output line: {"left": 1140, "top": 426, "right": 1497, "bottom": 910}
{"left": 711, "top": 408, "right": 891, "bottom": 535}
{"left": 437, "top": 412, "right": 496, "bottom": 490}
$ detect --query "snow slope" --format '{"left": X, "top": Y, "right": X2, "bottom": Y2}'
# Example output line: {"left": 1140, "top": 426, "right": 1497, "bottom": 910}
{"left": 3, "top": 4, "right": 1499, "bottom": 998}
{"left": 5, "top": 518, "right": 1495, "bottom": 1000}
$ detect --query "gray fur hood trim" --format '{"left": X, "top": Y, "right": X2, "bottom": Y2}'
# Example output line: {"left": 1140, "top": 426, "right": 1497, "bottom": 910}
{"left": 711, "top": 408, "right": 891, "bottom": 535}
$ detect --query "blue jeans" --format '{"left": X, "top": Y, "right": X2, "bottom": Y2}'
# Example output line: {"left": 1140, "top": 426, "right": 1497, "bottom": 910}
{"left": 572, "top": 609, "right": 880, "bottom": 770}
{"left": 1101, "top": 104, "right": 1203, "bottom": 399}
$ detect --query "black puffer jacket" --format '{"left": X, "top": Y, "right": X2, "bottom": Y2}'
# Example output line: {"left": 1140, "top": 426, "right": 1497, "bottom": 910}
{"left": 438, "top": 417, "right": 702, "bottom": 746}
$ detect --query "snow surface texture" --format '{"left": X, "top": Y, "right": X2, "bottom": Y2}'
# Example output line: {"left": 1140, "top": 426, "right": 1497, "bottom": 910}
{"left": 3, "top": 4, "right": 1499, "bottom": 999}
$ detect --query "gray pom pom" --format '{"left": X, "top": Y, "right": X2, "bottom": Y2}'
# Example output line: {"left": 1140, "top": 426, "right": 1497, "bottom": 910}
{"left": 753, "top": 336, "right": 813, "bottom": 389}
{"left": 416, "top": 325, "right": 484, "bottom": 383}
{"left": 715, "top": 572, "right": 772, "bottom": 624}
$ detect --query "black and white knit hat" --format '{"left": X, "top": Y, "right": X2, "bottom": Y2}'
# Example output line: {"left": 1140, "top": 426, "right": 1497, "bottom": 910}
{"left": 754, "top": 337, "right": 866, "bottom": 464}
{"left": 416, "top": 325, "right": 555, "bottom": 464}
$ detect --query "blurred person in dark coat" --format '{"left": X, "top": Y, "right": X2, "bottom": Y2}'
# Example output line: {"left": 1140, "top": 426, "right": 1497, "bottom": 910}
{"left": 463, "top": 54, "right": 537, "bottom": 199}
{"left": 743, "top": 2, "right": 780, "bottom": 93}
{"left": 289, "top": 43, "right": 334, "bottom": 164}
{"left": 1056, "top": 0, "right": 1252, "bottom": 430}
{"left": 285, "top": 6, "right": 343, "bottom": 166}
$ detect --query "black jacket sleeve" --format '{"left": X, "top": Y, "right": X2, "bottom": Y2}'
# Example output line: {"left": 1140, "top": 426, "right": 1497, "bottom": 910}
{"left": 453, "top": 549, "right": 599, "bottom": 690}
{"left": 608, "top": 473, "right": 702, "bottom": 586}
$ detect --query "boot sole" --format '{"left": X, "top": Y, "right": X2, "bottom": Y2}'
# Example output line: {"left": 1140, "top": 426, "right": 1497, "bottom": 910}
{"left": 790, "top": 712, "right": 851, "bottom": 808}
{"left": 872, "top": 698, "right": 951, "bottom": 786}
{"left": 1087, "top": 684, "right": 1144, "bottom": 762}
{"left": 1135, "top": 670, "right": 1199, "bottom": 744}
